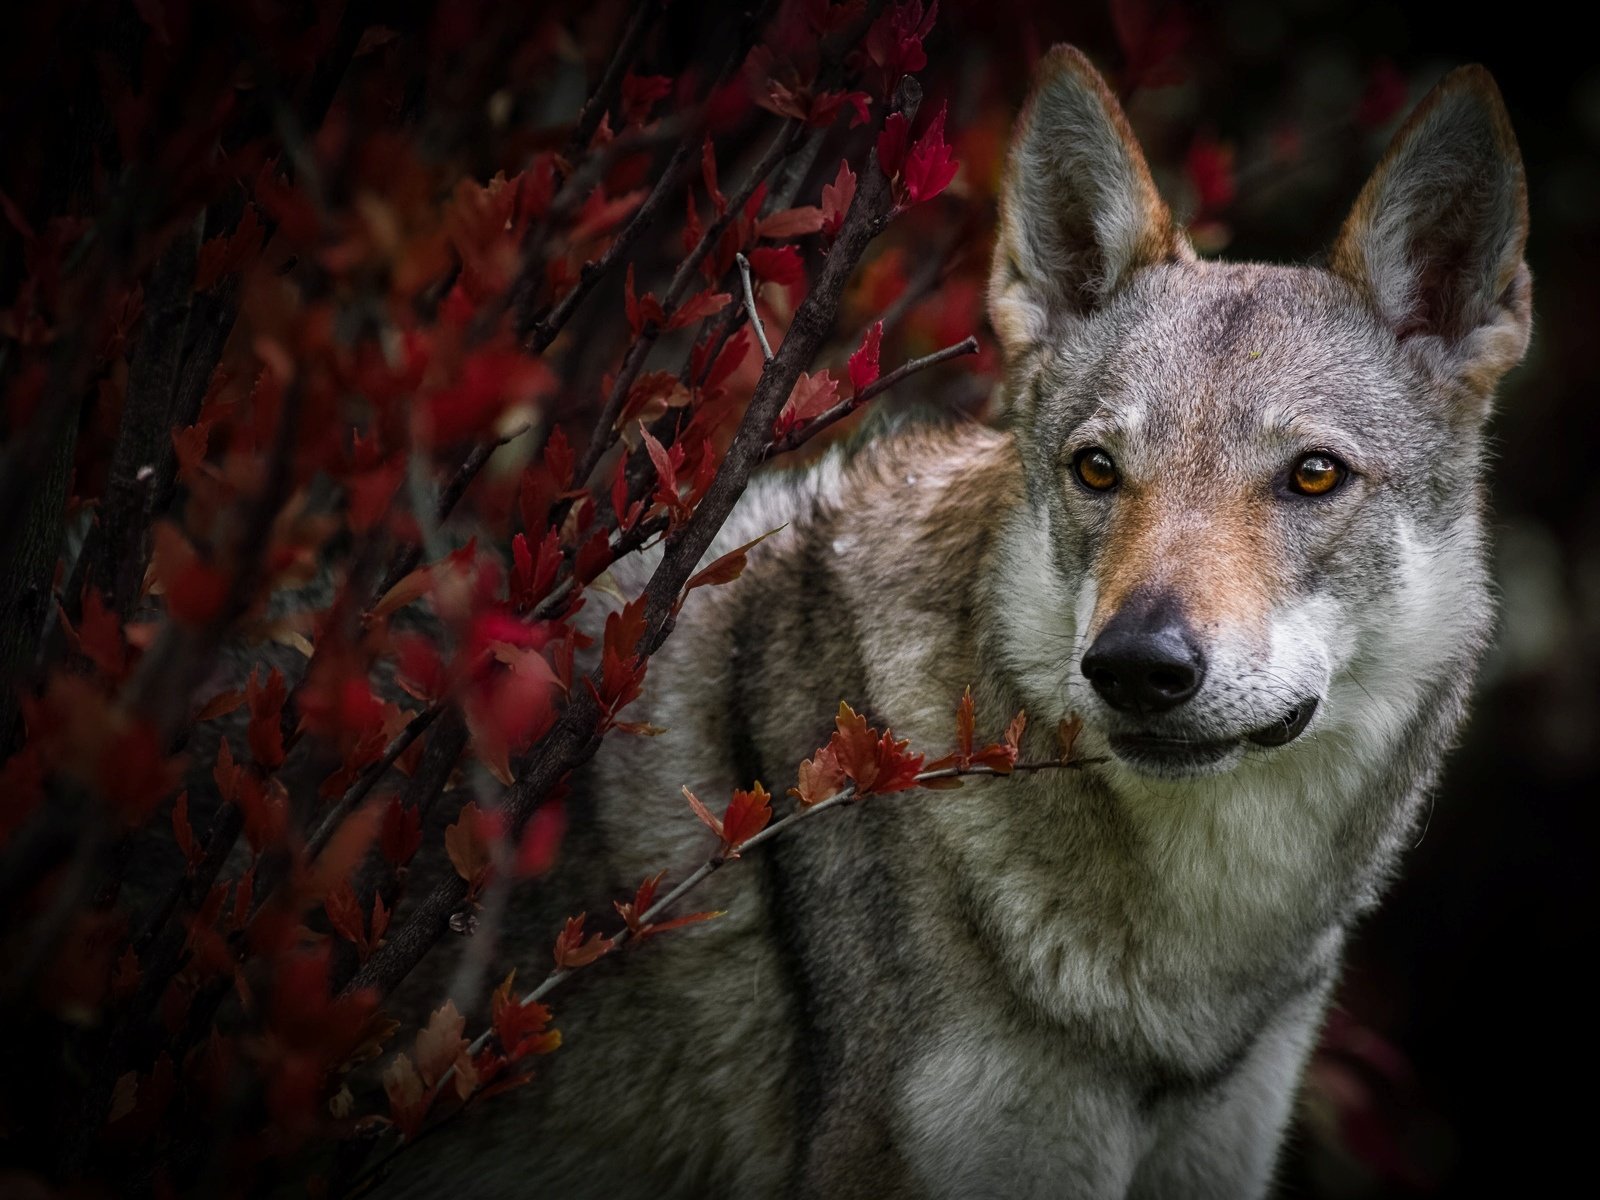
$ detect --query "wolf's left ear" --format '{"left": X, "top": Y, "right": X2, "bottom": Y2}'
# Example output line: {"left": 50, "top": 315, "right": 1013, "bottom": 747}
{"left": 988, "top": 46, "right": 1191, "bottom": 360}
{"left": 1331, "top": 66, "right": 1531, "bottom": 408}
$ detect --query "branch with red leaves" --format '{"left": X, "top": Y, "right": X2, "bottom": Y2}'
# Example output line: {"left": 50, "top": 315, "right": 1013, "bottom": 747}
{"left": 339, "top": 692, "right": 1095, "bottom": 1198}
{"left": 342, "top": 75, "right": 928, "bottom": 1010}
{"left": 766, "top": 331, "right": 979, "bottom": 458}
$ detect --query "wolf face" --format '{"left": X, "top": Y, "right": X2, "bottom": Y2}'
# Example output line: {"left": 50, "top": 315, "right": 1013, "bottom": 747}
{"left": 986, "top": 50, "right": 1531, "bottom": 788}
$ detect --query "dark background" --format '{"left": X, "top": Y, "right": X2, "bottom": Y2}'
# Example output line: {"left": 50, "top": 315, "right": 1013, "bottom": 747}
{"left": 919, "top": 2, "right": 1598, "bottom": 1194}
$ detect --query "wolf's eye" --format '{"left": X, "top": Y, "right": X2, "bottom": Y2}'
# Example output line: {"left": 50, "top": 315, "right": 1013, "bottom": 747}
{"left": 1288, "top": 453, "right": 1348, "bottom": 497}
{"left": 1073, "top": 448, "right": 1119, "bottom": 492}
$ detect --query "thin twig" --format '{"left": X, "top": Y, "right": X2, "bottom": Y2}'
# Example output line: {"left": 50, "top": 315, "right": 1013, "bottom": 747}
{"left": 305, "top": 703, "right": 445, "bottom": 858}
{"left": 764, "top": 335, "right": 980, "bottom": 459}
{"left": 734, "top": 252, "right": 775, "bottom": 362}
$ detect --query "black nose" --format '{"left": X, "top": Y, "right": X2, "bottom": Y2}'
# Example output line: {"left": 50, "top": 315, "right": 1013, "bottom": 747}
{"left": 1081, "top": 594, "right": 1205, "bottom": 714}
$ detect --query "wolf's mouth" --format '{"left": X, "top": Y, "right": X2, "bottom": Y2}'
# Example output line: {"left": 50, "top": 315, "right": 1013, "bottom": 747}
{"left": 1245, "top": 698, "right": 1319, "bottom": 747}
{"left": 1108, "top": 699, "right": 1320, "bottom": 774}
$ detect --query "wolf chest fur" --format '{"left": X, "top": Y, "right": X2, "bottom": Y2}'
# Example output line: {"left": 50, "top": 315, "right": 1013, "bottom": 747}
{"left": 399, "top": 44, "right": 1531, "bottom": 1200}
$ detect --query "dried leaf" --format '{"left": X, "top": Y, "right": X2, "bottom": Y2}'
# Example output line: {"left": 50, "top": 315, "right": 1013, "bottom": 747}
{"left": 685, "top": 525, "right": 783, "bottom": 593}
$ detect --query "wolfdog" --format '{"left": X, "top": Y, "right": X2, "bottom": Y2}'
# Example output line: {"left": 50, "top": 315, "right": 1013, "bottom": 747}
{"left": 398, "top": 45, "right": 1530, "bottom": 1200}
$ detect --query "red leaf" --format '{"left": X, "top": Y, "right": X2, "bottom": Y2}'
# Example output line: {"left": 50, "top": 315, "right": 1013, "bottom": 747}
{"left": 862, "top": 0, "right": 937, "bottom": 95}
{"left": 681, "top": 785, "right": 722, "bottom": 841}
{"left": 149, "top": 523, "right": 229, "bottom": 626}
{"left": 574, "top": 529, "right": 614, "bottom": 586}
{"left": 903, "top": 102, "right": 959, "bottom": 204}
{"left": 569, "top": 186, "right": 646, "bottom": 243}
{"left": 61, "top": 589, "right": 128, "bottom": 680}
{"left": 701, "top": 135, "right": 726, "bottom": 215}
{"left": 553, "top": 913, "right": 612, "bottom": 969}
{"left": 666, "top": 288, "right": 731, "bottom": 331}
{"left": 746, "top": 245, "right": 805, "bottom": 291}
{"left": 214, "top": 737, "right": 241, "bottom": 805}
{"left": 382, "top": 1054, "right": 428, "bottom": 1139}
{"left": 491, "top": 971, "right": 561, "bottom": 1059}
{"left": 827, "top": 700, "right": 925, "bottom": 795}
{"left": 445, "top": 802, "right": 494, "bottom": 892}
{"left": 789, "top": 743, "right": 847, "bottom": 807}
{"left": 246, "top": 667, "right": 287, "bottom": 770}
{"left": 348, "top": 459, "right": 404, "bottom": 534}
{"left": 703, "top": 328, "right": 752, "bottom": 393}
{"left": 757, "top": 206, "right": 825, "bottom": 239}
{"left": 720, "top": 782, "right": 772, "bottom": 854}
{"left": 1186, "top": 131, "right": 1235, "bottom": 217}
{"left": 172, "top": 791, "right": 202, "bottom": 870}
{"left": 326, "top": 882, "right": 368, "bottom": 955}
{"left": 820, "top": 161, "right": 856, "bottom": 238}
{"left": 194, "top": 688, "right": 246, "bottom": 723}
{"left": 379, "top": 796, "right": 423, "bottom": 866}
{"left": 829, "top": 701, "right": 879, "bottom": 790}
{"left": 614, "top": 870, "right": 666, "bottom": 934}
{"left": 544, "top": 426, "right": 575, "bottom": 490}
{"left": 641, "top": 426, "right": 680, "bottom": 508}
{"left": 624, "top": 263, "right": 667, "bottom": 336}
{"left": 515, "top": 798, "right": 566, "bottom": 878}
{"left": 806, "top": 89, "right": 871, "bottom": 129}
{"left": 773, "top": 370, "right": 839, "bottom": 439}
{"left": 848, "top": 321, "right": 883, "bottom": 394}
{"left": 194, "top": 204, "right": 264, "bottom": 292}
{"left": 414, "top": 1000, "right": 468, "bottom": 1087}
{"left": 620, "top": 72, "right": 673, "bottom": 127}
{"left": 235, "top": 774, "right": 289, "bottom": 855}
{"left": 99, "top": 721, "right": 182, "bottom": 823}
{"left": 685, "top": 526, "right": 781, "bottom": 593}
{"left": 422, "top": 348, "right": 556, "bottom": 446}
{"left": 877, "top": 112, "right": 910, "bottom": 177}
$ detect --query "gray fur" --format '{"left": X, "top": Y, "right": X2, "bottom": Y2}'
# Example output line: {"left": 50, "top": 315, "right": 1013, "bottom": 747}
{"left": 389, "top": 47, "right": 1529, "bottom": 1199}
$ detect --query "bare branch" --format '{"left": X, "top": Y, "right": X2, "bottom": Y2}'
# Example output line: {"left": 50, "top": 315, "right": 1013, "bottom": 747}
{"left": 306, "top": 703, "right": 445, "bottom": 858}
{"left": 735, "top": 252, "right": 775, "bottom": 362}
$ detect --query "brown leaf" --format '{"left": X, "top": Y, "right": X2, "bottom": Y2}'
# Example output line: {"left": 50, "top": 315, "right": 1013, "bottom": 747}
{"left": 756, "top": 205, "right": 825, "bottom": 239}
{"left": 413, "top": 1000, "right": 467, "bottom": 1086}
{"left": 444, "top": 802, "right": 493, "bottom": 890}
{"left": 681, "top": 785, "right": 722, "bottom": 840}
{"left": 720, "top": 782, "right": 772, "bottom": 854}
{"left": 552, "top": 913, "right": 612, "bottom": 969}
{"left": 789, "top": 744, "right": 846, "bottom": 806}
{"left": 685, "top": 525, "right": 784, "bottom": 593}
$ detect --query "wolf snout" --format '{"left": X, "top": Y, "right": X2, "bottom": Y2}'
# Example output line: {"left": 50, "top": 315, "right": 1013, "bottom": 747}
{"left": 1081, "top": 593, "right": 1206, "bottom": 715}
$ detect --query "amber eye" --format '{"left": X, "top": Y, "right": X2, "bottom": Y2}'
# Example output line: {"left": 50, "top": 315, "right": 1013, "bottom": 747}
{"left": 1073, "top": 447, "right": 1119, "bottom": 492}
{"left": 1288, "top": 452, "right": 1348, "bottom": 497}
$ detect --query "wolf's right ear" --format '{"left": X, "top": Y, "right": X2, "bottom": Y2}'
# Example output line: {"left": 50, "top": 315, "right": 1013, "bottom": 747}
{"left": 1330, "top": 66, "right": 1531, "bottom": 408}
{"left": 988, "top": 46, "right": 1191, "bottom": 360}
